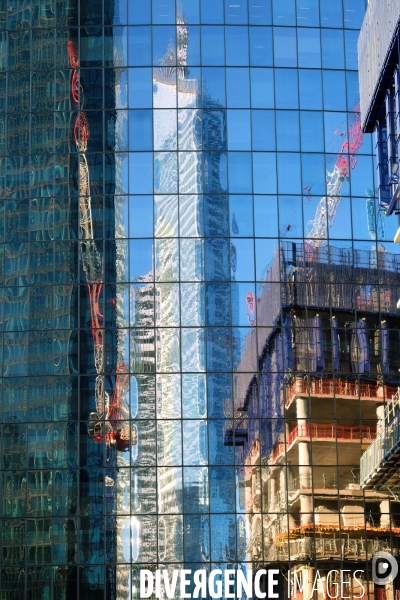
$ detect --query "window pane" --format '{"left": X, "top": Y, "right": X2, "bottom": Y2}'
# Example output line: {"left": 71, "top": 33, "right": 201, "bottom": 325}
{"left": 321, "top": 28, "right": 344, "bottom": 69}
{"left": 298, "top": 28, "right": 321, "bottom": 68}
{"left": 225, "top": 0, "right": 249, "bottom": 23}
{"left": 201, "top": 26, "right": 225, "bottom": 65}
{"left": 275, "top": 69, "right": 299, "bottom": 109}
{"left": 277, "top": 154, "right": 301, "bottom": 194}
{"left": 299, "top": 69, "right": 323, "bottom": 109}
{"left": 226, "top": 68, "right": 250, "bottom": 107}
{"left": 227, "top": 110, "right": 251, "bottom": 150}
{"left": 251, "top": 110, "right": 276, "bottom": 150}
{"left": 128, "top": 68, "right": 152, "bottom": 108}
{"left": 129, "top": 196, "right": 154, "bottom": 237}
{"left": 228, "top": 152, "right": 252, "bottom": 192}
{"left": 202, "top": 67, "right": 226, "bottom": 106}
{"left": 273, "top": 0, "right": 295, "bottom": 25}
{"left": 153, "top": 25, "right": 176, "bottom": 65}
{"left": 273, "top": 27, "right": 297, "bottom": 67}
{"left": 320, "top": 0, "right": 343, "bottom": 27}
{"left": 128, "top": 0, "right": 151, "bottom": 23}
{"left": 226, "top": 26, "right": 249, "bottom": 66}
{"left": 345, "top": 29, "right": 359, "bottom": 70}
{"left": 179, "top": 0, "right": 200, "bottom": 22}
{"left": 300, "top": 111, "right": 324, "bottom": 151}
{"left": 343, "top": 0, "right": 366, "bottom": 28}
{"left": 152, "top": 0, "right": 175, "bottom": 23}
{"left": 296, "top": 0, "right": 319, "bottom": 26}
{"left": 201, "top": 0, "right": 224, "bottom": 23}
{"left": 276, "top": 111, "right": 300, "bottom": 151}
{"left": 249, "top": 0, "right": 272, "bottom": 24}
{"left": 129, "top": 153, "right": 153, "bottom": 194}
{"left": 250, "top": 26, "right": 273, "bottom": 66}
{"left": 128, "top": 26, "right": 151, "bottom": 66}
{"left": 250, "top": 68, "right": 274, "bottom": 108}
{"left": 129, "top": 110, "right": 153, "bottom": 150}
{"left": 323, "top": 70, "right": 346, "bottom": 111}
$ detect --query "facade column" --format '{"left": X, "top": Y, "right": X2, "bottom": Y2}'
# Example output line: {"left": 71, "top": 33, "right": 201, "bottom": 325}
{"left": 279, "top": 467, "right": 286, "bottom": 502}
{"left": 380, "top": 499, "right": 390, "bottom": 528}
{"left": 300, "top": 494, "right": 313, "bottom": 526}
{"left": 296, "top": 397, "right": 310, "bottom": 420}
{"left": 296, "top": 397, "right": 312, "bottom": 488}
{"left": 269, "top": 477, "right": 276, "bottom": 512}
{"left": 296, "top": 397, "right": 313, "bottom": 525}
{"left": 298, "top": 442, "right": 312, "bottom": 488}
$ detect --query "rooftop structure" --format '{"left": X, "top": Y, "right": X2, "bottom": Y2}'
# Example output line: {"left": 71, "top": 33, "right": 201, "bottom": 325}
{"left": 358, "top": 0, "right": 400, "bottom": 218}
{"left": 358, "top": 0, "right": 400, "bottom": 131}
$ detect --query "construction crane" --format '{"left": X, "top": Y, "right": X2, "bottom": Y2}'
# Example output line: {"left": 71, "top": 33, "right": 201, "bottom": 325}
{"left": 68, "top": 41, "right": 137, "bottom": 451}
{"left": 306, "top": 106, "right": 364, "bottom": 246}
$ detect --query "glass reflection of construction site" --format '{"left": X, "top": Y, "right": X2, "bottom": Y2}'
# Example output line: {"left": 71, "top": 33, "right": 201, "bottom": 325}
{"left": 228, "top": 113, "right": 400, "bottom": 597}
{"left": 229, "top": 240, "right": 400, "bottom": 593}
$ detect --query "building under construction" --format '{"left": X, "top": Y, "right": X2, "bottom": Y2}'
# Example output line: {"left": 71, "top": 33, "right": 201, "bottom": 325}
{"left": 226, "top": 241, "right": 400, "bottom": 598}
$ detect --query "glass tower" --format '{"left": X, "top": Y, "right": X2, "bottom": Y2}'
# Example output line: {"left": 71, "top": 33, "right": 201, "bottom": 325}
{"left": 2, "top": 0, "right": 400, "bottom": 598}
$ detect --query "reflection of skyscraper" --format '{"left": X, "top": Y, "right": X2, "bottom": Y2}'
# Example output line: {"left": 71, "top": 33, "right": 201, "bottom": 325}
{"left": 126, "top": 17, "right": 242, "bottom": 574}
{"left": 130, "top": 23, "right": 210, "bottom": 566}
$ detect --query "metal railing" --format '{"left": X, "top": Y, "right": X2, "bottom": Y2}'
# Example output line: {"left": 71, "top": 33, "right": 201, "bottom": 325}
{"left": 289, "top": 471, "right": 360, "bottom": 492}
{"left": 271, "top": 536, "right": 392, "bottom": 562}
{"left": 360, "top": 388, "right": 400, "bottom": 487}
{"left": 268, "top": 424, "right": 376, "bottom": 464}
{"left": 287, "top": 377, "right": 397, "bottom": 402}
{"left": 361, "top": 412, "right": 400, "bottom": 487}
{"left": 287, "top": 423, "right": 376, "bottom": 447}
{"left": 384, "top": 387, "right": 400, "bottom": 423}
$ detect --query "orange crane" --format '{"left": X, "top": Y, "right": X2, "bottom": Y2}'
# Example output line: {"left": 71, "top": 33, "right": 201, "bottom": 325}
{"left": 68, "top": 41, "right": 137, "bottom": 451}
{"left": 306, "top": 106, "right": 364, "bottom": 247}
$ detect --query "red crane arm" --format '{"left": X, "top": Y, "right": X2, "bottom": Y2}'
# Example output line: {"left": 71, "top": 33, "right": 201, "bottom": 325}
{"left": 68, "top": 39, "right": 135, "bottom": 451}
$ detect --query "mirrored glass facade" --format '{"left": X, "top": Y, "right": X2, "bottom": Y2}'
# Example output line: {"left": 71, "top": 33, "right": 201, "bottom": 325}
{"left": 2, "top": 0, "right": 400, "bottom": 598}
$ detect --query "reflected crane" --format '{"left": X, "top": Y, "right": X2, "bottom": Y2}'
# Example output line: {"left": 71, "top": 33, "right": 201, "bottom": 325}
{"left": 68, "top": 41, "right": 136, "bottom": 451}
{"left": 306, "top": 106, "right": 364, "bottom": 247}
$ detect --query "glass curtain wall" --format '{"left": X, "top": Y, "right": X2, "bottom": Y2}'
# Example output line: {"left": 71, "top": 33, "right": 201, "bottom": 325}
{"left": 2, "top": 0, "right": 400, "bottom": 598}
{"left": 0, "top": 0, "right": 81, "bottom": 597}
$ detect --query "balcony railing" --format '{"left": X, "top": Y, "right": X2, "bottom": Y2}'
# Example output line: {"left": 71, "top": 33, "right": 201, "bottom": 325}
{"left": 289, "top": 471, "right": 360, "bottom": 492}
{"left": 268, "top": 424, "right": 376, "bottom": 464}
{"left": 287, "top": 423, "right": 376, "bottom": 447}
{"left": 286, "top": 377, "right": 397, "bottom": 403}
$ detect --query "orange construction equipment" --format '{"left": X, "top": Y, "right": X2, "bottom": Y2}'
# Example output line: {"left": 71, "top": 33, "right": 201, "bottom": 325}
{"left": 69, "top": 41, "right": 136, "bottom": 451}
{"left": 307, "top": 106, "right": 364, "bottom": 246}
